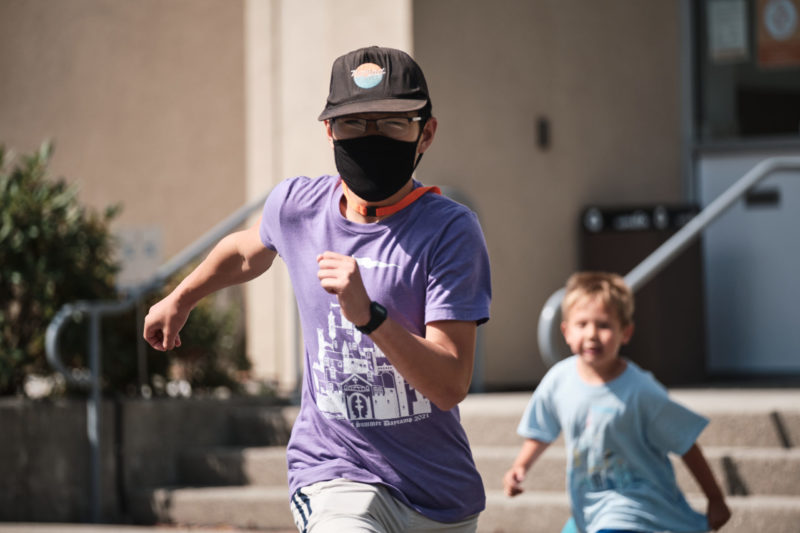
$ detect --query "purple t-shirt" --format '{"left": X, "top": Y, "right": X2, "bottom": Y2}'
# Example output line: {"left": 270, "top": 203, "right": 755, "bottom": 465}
{"left": 259, "top": 174, "right": 491, "bottom": 522}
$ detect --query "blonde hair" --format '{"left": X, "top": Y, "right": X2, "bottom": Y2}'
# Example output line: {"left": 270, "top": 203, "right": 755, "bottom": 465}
{"left": 561, "top": 271, "right": 634, "bottom": 327}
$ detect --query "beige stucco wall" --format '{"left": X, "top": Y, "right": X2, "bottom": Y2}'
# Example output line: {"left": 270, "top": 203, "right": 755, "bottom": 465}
{"left": 415, "top": 0, "right": 684, "bottom": 388}
{"left": 1, "top": 0, "right": 686, "bottom": 392}
{"left": 0, "top": 0, "right": 246, "bottom": 261}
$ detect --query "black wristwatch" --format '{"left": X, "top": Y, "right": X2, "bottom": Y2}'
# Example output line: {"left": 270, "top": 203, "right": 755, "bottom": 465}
{"left": 355, "top": 301, "right": 388, "bottom": 334}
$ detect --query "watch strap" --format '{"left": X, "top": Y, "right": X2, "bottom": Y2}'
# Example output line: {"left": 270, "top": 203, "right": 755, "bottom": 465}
{"left": 356, "top": 301, "right": 387, "bottom": 334}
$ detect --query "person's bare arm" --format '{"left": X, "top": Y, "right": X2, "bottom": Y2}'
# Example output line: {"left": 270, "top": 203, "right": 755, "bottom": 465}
{"left": 316, "top": 251, "right": 479, "bottom": 410}
{"left": 682, "top": 443, "right": 731, "bottom": 530}
{"left": 370, "top": 317, "right": 476, "bottom": 411}
{"left": 503, "top": 438, "right": 551, "bottom": 496}
{"left": 144, "top": 218, "right": 276, "bottom": 351}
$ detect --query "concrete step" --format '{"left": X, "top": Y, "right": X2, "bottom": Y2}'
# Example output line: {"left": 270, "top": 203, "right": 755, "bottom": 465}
{"left": 138, "top": 389, "right": 800, "bottom": 532}
{"left": 472, "top": 445, "right": 800, "bottom": 497}
{"left": 478, "top": 491, "right": 800, "bottom": 533}
{"left": 179, "top": 443, "right": 800, "bottom": 497}
{"left": 459, "top": 390, "right": 800, "bottom": 448}
{"left": 130, "top": 485, "right": 800, "bottom": 533}
{"left": 179, "top": 446, "right": 288, "bottom": 487}
{"left": 129, "top": 486, "right": 295, "bottom": 530}
{"left": 228, "top": 406, "right": 298, "bottom": 447}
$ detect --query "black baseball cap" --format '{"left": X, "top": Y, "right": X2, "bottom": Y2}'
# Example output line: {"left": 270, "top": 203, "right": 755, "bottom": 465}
{"left": 318, "top": 46, "right": 431, "bottom": 121}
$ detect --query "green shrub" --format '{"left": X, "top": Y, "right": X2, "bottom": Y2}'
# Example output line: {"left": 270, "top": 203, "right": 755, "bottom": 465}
{"left": 0, "top": 142, "right": 120, "bottom": 395}
{"left": 0, "top": 142, "right": 251, "bottom": 397}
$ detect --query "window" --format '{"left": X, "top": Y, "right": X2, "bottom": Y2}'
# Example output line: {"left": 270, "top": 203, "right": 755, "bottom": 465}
{"left": 695, "top": 0, "right": 800, "bottom": 141}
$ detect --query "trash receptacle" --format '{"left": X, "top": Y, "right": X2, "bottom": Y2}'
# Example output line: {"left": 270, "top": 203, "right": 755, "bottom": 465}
{"left": 579, "top": 205, "right": 705, "bottom": 386}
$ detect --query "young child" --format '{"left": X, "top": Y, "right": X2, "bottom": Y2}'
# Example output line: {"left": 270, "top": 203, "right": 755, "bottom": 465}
{"left": 503, "top": 272, "right": 731, "bottom": 532}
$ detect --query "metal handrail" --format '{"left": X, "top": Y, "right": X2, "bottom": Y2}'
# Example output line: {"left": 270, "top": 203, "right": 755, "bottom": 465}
{"left": 44, "top": 190, "right": 269, "bottom": 522}
{"left": 537, "top": 156, "right": 800, "bottom": 368}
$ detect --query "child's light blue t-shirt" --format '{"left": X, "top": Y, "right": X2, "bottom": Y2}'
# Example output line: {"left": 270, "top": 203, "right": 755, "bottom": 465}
{"left": 518, "top": 356, "right": 710, "bottom": 533}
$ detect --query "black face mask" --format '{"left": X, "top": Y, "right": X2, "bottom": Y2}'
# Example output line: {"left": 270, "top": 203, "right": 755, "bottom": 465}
{"left": 333, "top": 135, "right": 419, "bottom": 202}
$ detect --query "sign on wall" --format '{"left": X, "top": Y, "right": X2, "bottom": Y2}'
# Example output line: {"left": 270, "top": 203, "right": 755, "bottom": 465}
{"left": 708, "top": 0, "right": 750, "bottom": 63}
{"left": 758, "top": 0, "right": 800, "bottom": 67}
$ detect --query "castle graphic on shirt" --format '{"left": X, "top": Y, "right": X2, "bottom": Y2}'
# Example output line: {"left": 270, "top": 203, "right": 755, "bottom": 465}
{"left": 312, "top": 302, "right": 431, "bottom": 427}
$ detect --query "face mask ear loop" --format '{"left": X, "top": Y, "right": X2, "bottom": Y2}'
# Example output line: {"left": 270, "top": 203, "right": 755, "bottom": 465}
{"left": 412, "top": 117, "right": 429, "bottom": 172}
{"left": 412, "top": 153, "right": 424, "bottom": 172}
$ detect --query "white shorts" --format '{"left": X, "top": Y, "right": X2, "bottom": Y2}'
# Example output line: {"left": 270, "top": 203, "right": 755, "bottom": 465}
{"left": 290, "top": 478, "right": 479, "bottom": 533}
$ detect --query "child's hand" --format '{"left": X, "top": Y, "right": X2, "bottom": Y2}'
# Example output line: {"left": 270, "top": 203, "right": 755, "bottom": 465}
{"left": 503, "top": 465, "right": 526, "bottom": 497}
{"left": 706, "top": 497, "right": 731, "bottom": 530}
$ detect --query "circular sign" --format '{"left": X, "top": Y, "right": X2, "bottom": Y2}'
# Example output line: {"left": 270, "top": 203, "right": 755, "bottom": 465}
{"left": 764, "top": 0, "right": 798, "bottom": 41}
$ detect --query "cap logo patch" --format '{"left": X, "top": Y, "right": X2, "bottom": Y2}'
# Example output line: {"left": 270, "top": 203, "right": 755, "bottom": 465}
{"left": 352, "top": 62, "right": 385, "bottom": 89}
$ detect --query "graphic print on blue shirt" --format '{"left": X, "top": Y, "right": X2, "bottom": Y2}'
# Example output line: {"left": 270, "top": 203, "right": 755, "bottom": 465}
{"left": 573, "top": 404, "right": 635, "bottom": 492}
{"left": 312, "top": 300, "right": 432, "bottom": 428}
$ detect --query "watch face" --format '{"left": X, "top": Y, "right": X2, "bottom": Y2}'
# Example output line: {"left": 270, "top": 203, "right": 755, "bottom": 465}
{"left": 372, "top": 301, "right": 387, "bottom": 319}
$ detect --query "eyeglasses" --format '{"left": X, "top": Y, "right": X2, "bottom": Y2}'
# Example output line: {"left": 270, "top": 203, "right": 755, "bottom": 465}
{"left": 331, "top": 116, "right": 423, "bottom": 140}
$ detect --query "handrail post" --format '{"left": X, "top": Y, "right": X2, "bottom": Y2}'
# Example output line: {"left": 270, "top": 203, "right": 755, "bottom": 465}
{"left": 135, "top": 298, "right": 148, "bottom": 394}
{"left": 87, "top": 307, "right": 102, "bottom": 523}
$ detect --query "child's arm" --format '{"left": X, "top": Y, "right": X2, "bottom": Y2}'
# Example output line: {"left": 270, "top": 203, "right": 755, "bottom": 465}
{"left": 503, "top": 438, "right": 550, "bottom": 497}
{"left": 681, "top": 443, "right": 731, "bottom": 530}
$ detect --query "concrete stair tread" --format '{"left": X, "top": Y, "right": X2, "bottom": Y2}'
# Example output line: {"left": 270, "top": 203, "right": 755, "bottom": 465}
{"left": 485, "top": 489, "right": 800, "bottom": 506}
{"left": 471, "top": 444, "right": 800, "bottom": 497}
{"left": 178, "top": 446, "right": 288, "bottom": 487}
{"left": 185, "top": 442, "right": 800, "bottom": 458}
{"left": 184, "top": 446, "right": 288, "bottom": 457}
{"left": 481, "top": 491, "right": 800, "bottom": 533}
{"left": 460, "top": 389, "right": 800, "bottom": 414}
{"left": 472, "top": 444, "right": 800, "bottom": 457}
{"left": 460, "top": 391, "right": 800, "bottom": 448}
{"left": 130, "top": 485, "right": 295, "bottom": 530}
{"left": 179, "top": 441, "right": 800, "bottom": 496}
{"left": 148, "top": 485, "right": 290, "bottom": 498}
